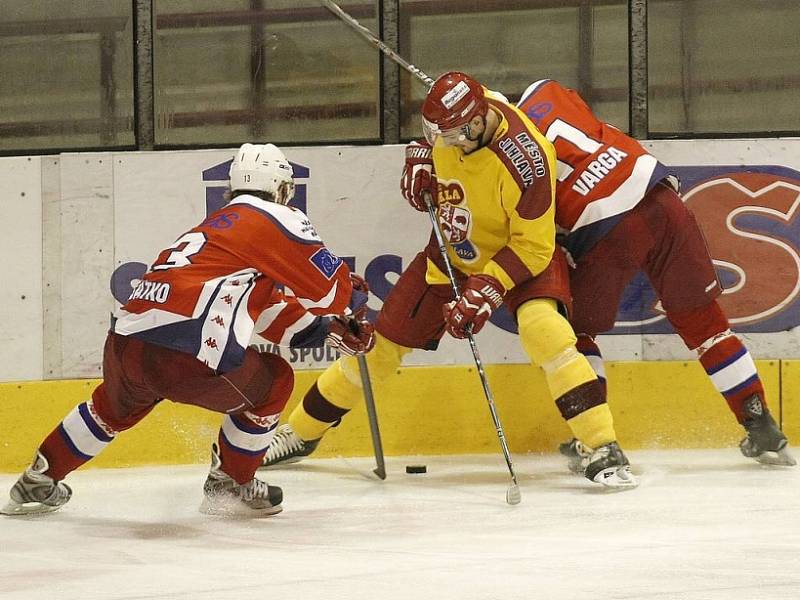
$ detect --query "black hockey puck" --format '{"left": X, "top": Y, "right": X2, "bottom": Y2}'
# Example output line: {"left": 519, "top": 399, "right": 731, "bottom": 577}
{"left": 405, "top": 465, "right": 427, "bottom": 474}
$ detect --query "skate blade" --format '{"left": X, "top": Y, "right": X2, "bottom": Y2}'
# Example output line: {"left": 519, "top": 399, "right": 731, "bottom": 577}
{"left": 199, "top": 497, "right": 283, "bottom": 518}
{"left": 754, "top": 447, "right": 797, "bottom": 467}
{"left": 0, "top": 500, "right": 63, "bottom": 516}
{"left": 592, "top": 465, "right": 639, "bottom": 489}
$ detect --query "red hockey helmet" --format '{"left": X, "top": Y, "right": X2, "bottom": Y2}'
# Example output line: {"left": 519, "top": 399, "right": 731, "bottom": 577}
{"left": 421, "top": 71, "right": 488, "bottom": 145}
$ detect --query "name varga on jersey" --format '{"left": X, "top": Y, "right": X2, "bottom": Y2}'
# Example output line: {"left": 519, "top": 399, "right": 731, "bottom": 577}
{"left": 128, "top": 279, "right": 171, "bottom": 304}
{"left": 498, "top": 132, "right": 547, "bottom": 187}
{"left": 572, "top": 146, "right": 628, "bottom": 196}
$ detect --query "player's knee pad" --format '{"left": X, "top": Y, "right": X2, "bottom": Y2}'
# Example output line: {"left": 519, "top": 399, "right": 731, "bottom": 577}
{"left": 250, "top": 352, "right": 294, "bottom": 416}
{"left": 317, "top": 332, "right": 410, "bottom": 410}
{"left": 90, "top": 382, "right": 149, "bottom": 432}
{"left": 516, "top": 299, "right": 596, "bottom": 399}
{"left": 667, "top": 299, "right": 731, "bottom": 351}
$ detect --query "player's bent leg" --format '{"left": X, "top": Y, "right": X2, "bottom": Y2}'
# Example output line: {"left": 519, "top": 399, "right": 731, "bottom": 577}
{"left": 559, "top": 335, "right": 609, "bottom": 474}
{"left": 201, "top": 353, "right": 292, "bottom": 517}
{"left": 517, "top": 298, "right": 637, "bottom": 488}
{"left": 261, "top": 333, "right": 411, "bottom": 468}
{"left": 669, "top": 301, "right": 795, "bottom": 466}
{"left": 1, "top": 382, "right": 125, "bottom": 516}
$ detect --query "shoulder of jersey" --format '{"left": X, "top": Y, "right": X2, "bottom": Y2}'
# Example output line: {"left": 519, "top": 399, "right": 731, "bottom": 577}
{"left": 518, "top": 79, "right": 557, "bottom": 105}
{"left": 228, "top": 194, "right": 322, "bottom": 243}
{"left": 486, "top": 88, "right": 510, "bottom": 103}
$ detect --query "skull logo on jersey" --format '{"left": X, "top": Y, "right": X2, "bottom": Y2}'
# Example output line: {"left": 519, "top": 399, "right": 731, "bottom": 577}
{"left": 437, "top": 194, "right": 478, "bottom": 261}
{"left": 438, "top": 203, "right": 470, "bottom": 243}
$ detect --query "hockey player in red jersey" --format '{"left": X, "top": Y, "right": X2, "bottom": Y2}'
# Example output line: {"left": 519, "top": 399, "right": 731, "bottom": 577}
{"left": 262, "top": 72, "right": 638, "bottom": 489}
{"left": 515, "top": 79, "right": 794, "bottom": 468}
{"left": 1, "top": 143, "right": 374, "bottom": 517}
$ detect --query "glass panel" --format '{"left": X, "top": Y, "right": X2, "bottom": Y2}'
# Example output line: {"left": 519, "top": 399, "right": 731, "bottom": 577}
{"left": 154, "top": 0, "right": 380, "bottom": 147}
{"left": 649, "top": 0, "right": 800, "bottom": 135}
{"left": 398, "top": 0, "right": 629, "bottom": 140}
{"left": 0, "top": 1, "right": 134, "bottom": 153}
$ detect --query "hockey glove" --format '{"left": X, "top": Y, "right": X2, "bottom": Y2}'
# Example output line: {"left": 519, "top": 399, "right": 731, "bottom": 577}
{"left": 325, "top": 307, "right": 376, "bottom": 356}
{"left": 400, "top": 140, "right": 437, "bottom": 212}
{"left": 443, "top": 274, "right": 505, "bottom": 339}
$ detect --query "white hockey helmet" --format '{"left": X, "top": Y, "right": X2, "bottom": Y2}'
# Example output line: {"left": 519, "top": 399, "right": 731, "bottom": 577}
{"left": 229, "top": 143, "right": 295, "bottom": 205}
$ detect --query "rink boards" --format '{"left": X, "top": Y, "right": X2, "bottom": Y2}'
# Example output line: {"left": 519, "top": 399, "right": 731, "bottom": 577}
{"left": 0, "top": 360, "right": 797, "bottom": 472}
{"left": 1, "top": 140, "right": 799, "bottom": 470}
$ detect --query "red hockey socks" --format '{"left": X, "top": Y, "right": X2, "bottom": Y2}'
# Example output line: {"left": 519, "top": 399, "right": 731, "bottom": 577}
{"left": 39, "top": 400, "right": 118, "bottom": 482}
{"left": 698, "top": 332, "right": 765, "bottom": 424}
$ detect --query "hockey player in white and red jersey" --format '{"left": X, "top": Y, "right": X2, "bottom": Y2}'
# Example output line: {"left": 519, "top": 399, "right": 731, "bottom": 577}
{"left": 515, "top": 79, "right": 794, "bottom": 468}
{"left": 1, "top": 142, "right": 374, "bottom": 518}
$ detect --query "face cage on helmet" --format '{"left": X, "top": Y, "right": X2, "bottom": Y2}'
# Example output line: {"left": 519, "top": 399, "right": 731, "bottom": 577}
{"left": 423, "top": 115, "right": 486, "bottom": 147}
{"left": 422, "top": 116, "right": 474, "bottom": 146}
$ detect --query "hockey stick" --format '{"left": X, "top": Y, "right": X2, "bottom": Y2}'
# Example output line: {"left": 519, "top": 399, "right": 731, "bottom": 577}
{"left": 357, "top": 353, "right": 386, "bottom": 479}
{"left": 319, "top": 0, "right": 434, "bottom": 87}
{"left": 321, "top": 0, "right": 521, "bottom": 505}
{"left": 425, "top": 195, "right": 522, "bottom": 505}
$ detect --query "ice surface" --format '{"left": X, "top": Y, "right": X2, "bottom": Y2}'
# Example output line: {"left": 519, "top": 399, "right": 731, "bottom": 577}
{"left": 1, "top": 449, "right": 799, "bottom": 600}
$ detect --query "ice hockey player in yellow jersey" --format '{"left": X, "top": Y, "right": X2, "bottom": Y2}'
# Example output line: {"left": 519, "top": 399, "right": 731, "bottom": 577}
{"left": 262, "top": 72, "right": 637, "bottom": 489}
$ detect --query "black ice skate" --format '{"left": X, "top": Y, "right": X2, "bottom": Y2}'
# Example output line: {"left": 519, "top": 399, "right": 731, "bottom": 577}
{"left": 260, "top": 424, "right": 320, "bottom": 468}
{"left": 559, "top": 438, "right": 594, "bottom": 474}
{"left": 584, "top": 442, "right": 639, "bottom": 489}
{"left": 739, "top": 395, "right": 796, "bottom": 466}
{"left": 200, "top": 444, "right": 283, "bottom": 517}
{"left": 0, "top": 451, "right": 72, "bottom": 516}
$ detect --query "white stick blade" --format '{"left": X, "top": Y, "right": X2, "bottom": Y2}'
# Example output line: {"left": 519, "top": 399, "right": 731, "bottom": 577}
{"left": 506, "top": 484, "right": 521, "bottom": 505}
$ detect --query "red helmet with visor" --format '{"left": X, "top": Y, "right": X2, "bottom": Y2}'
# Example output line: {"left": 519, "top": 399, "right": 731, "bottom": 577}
{"left": 421, "top": 71, "right": 488, "bottom": 145}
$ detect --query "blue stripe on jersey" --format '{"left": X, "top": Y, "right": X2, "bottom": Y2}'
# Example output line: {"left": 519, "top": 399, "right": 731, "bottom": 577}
{"left": 646, "top": 163, "right": 671, "bottom": 194}
{"left": 517, "top": 79, "right": 553, "bottom": 107}
{"left": 124, "top": 278, "right": 224, "bottom": 362}
{"left": 231, "top": 202, "right": 322, "bottom": 247}
{"left": 563, "top": 164, "right": 673, "bottom": 261}
{"left": 562, "top": 213, "right": 625, "bottom": 261}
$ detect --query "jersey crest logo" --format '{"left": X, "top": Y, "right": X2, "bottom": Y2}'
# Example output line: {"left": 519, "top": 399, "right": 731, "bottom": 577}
{"left": 438, "top": 202, "right": 478, "bottom": 261}
{"left": 437, "top": 180, "right": 466, "bottom": 205}
{"left": 310, "top": 247, "right": 343, "bottom": 279}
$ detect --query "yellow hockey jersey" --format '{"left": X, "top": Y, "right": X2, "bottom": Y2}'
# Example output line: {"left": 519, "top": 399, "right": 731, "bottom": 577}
{"left": 427, "top": 97, "right": 558, "bottom": 292}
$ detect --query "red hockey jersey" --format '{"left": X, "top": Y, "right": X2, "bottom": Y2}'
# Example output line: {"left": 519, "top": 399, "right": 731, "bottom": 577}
{"left": 516, "top": 79, "right": 669, "bottom": 259}
{"left": 114, "top": 194, "right": 352, "bottom": 372}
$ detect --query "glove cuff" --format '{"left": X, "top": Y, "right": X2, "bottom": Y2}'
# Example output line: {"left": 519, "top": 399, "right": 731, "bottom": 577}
{"left": 405, "top": 141, "right": 432, "bottom": 160}
{"left": 470, "top": 274, "right": 505, "bottom": 309}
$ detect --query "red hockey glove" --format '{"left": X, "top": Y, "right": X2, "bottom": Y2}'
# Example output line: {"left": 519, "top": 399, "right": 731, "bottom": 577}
{"left": 400, "top": 140, "right": 437, "bottom": 212}
{"left": 443, "top": 274, "right": 505, "bottom": 339}
{"left": 326, "top": 307, "right": 376, "bottom": 356}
